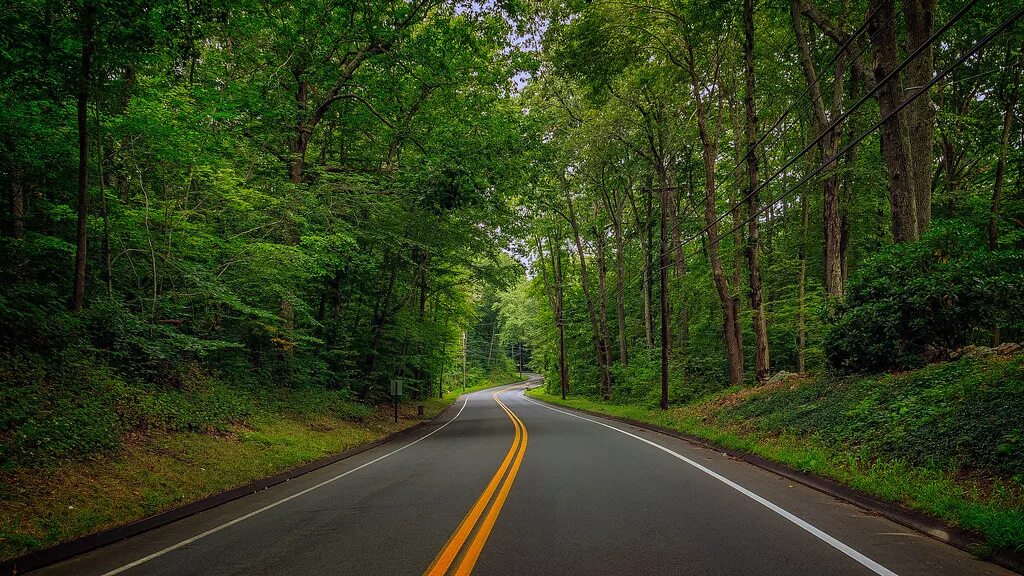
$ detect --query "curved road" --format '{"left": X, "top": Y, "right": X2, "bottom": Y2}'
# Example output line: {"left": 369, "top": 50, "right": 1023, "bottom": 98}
{"left": 35, "top": 379, "right": 1013, "bottom": 575}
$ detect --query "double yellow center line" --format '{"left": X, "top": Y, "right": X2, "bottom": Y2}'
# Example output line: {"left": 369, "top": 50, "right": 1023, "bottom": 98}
{"left": 424, "top": 391, "right": 528, "bottom": 576}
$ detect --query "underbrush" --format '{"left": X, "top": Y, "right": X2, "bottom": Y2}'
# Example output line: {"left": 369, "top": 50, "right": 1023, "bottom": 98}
{"left": 714, "top": 356, "right": 1024, "bottom": 478}
{"left": 0, "top": 350, "right": 382, "bottom": 470}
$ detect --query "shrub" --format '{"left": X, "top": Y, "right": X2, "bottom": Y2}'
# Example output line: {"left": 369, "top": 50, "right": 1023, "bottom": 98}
{"left": 826, "top": 222, "right": 1024, "bottom": 373}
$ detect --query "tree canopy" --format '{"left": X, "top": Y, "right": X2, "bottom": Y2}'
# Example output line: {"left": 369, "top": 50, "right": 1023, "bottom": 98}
{"left": 1, "top": 0, "right": 1022, "bottom": 408}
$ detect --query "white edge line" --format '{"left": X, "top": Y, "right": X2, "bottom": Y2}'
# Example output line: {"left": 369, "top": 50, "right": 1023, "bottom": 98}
{"left": 517, "top": 392, "right": 899, "bottom": 576}
{"left": 98, "top": 390, "right": 487, "bottom": 576}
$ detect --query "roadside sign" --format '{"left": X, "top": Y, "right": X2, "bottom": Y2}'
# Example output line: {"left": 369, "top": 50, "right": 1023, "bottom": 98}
{"left": 391, "top": 379, "right": 403, "bottom": 396}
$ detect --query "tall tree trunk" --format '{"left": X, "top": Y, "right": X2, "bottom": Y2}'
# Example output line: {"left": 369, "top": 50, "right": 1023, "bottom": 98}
{"left": 601, "top": 182, "right": 630, "bottom": 366}
{"left": 684, "top": 42, "right": 744, "bottom": 386}
{"left": 8, "top": 161, "right": 25, "bottom": 240}
{"left": 96, "top": 108, "right": 111, "bottom": 295}
{"left": 839, "top": 102, "right": 858, "bottom": 285}
{"left": 71, "top": 1, "right": 96, "bottom": 312}
{"left": 290, "top": 75, "right": 311, "bottom": 187}
{"left": 904, "top": 0, "right": 937, "bottom": 233}
{"left": 554, "top": 238, "right": 569, "bottom": 399}
{"left": 791, "top": 0, "right": 845, "bottom": 298}
{"left": 798, "top": 193, "right": 809, "bottom": 373}
{"left": 592, "top": 206, "right": 614, "bottom": 393}
{"left": 363, "top": 259, "right": 398, "bottom": 398}
{"left": 565, "top": 188, "right": 611, "bottom": 398}
{"left": 438, "top": 324, "right": 447, "bottom": 399}
{"left": 668, "top": 198, "right": 688, "bottom": 359}
{"left": 643, "top": 186, "right": 655, "bottom": 347}
{"left": 538, "top": 235, "right": 569, "bottom": 400}
{"left": 990, "top": 52, "right": 1019, "bottom": 251}
{"left": 867, "top": 0, "right": 919, "bottom": 243}
{"left": 744, "top": 0, "right": 770, "bottom": 383}
{"left": 659, "top": 177, "right": 670, "bottom": 409}
{"left": 278, "top": 73, "right": 311, "bottom": 354}
{"left": 613, "top": 215, "right": 629, "bottom": 365}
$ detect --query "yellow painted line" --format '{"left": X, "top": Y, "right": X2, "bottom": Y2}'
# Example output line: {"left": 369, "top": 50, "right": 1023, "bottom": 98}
{"left": 452, "top": 395, "right": 528, "bottom": 576}
{"left": 424, "top": 392, "right": 524, "bottom": 576}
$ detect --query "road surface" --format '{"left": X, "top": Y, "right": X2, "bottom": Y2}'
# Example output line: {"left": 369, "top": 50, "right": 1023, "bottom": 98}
{"left": 35, "top": 379, "right": 1013, "bottom": 575}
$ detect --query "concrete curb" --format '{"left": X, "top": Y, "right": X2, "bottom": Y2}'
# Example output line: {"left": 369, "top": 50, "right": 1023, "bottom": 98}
{"left": 0, "top": 403, "right": 457, "bottom": 576}
{"left": 527, "top": 391, "right": 1024, "bottom": 575}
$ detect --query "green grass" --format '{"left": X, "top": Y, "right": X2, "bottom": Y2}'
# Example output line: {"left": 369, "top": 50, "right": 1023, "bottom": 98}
{"left": 527, "top": 358, "right": 1024, "bottom": 556}
{"left": 0, "top": 394, "right": 460, "bottom": 561}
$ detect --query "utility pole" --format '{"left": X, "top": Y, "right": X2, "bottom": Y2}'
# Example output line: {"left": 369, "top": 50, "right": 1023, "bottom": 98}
{"left": 439, "top": 325, "right": 447, "bottom": 399}
{"left": 517, "top": 342, "right": 523, "bottom": 377}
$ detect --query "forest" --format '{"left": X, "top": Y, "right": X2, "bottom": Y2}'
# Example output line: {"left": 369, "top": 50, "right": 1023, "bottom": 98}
{"left": 1, "top": 0, "right": 1023, "bottom": 564}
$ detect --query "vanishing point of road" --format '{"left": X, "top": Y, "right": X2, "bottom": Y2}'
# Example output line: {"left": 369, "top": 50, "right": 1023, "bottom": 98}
{"left": 35, "top": 378, "right": 1013, "bottom": 576}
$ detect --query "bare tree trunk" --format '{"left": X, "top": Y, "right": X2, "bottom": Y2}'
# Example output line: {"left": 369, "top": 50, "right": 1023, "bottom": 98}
{"left": 684, "top": 41, "right": 744, "bottom": 386}
{"left": 989, "top": 111, "right": 1012, "bottom": 250}
{"left": 990, "top": 52, "right": 1019, "bottom": 251}
{"left": 659, "top": 180, "right": 670, "bottom": 410}
{"left": 71, "top": 1, "right": 96, "bottom": 312}
{"left": 744, "top": 0, "right": 770, "bottom": 383}
{"left": 626, "top": 183, "right": 655, "bottom": 348}
{"left": 598, "top": 215, "right": 610, "bottom": 389}
{"left": 798, "top": 193, "right": 808, "bottom": 373}
{"left": 364, "top": 259, "right": 398, "bottom": 395}
{"left": 96, "top": 107, "right": 112, "bottom": 295}
{"left": 8, "top": 162, "right": 25, "bottom": 240}
{"left": 600, "top": 181, "right": 630, "bottom": 366}
{"left": 643, "top": 187, "right": 655, "bottom": 348}
{"left": 438, "top": 324, "right": 447, "bottom": 399}
{"left": 487, "top": 322, "right": 496, "bottom": 367}
{"left": 668, "top": 198, "right": 688, "bottom": 358}
{"left": 593, "top": 208, "right": 614, "bottom": 394}
{"left": 613, "top": 216, "right": 629, "bottom": 365}
{"left": 565, "top": 188, "right": 611, "bottom": 398}
{"left": 290, "top": 75, "right": 311, "bottom": 187}
{"left": 538, "top": 235, "right": 569, "bottom": 400}
{"left": 867, "top": 0, "right": 918, "bottom": 243}
{"left": 904, "top": 0, "right": 937, "bottom": 233}
{"left": 839, "top": 101, "right": 858, "bottom": 285}
{"left": 554, "top": 239, "right": 569, "bottom": 399}
{"left": 791, "top": 0, "right": 845, "bottom": 298}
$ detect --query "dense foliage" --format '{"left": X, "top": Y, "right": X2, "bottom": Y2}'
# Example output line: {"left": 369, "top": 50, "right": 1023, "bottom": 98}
{"left": 827, "top": 225, "right": 1024, "bottom": 373}
{"left": 719, "top": 357, "right": 1024, "bottom": 478}
{"left": 502, "top": 0, "right": 1024, "bottom": 407}
{"left": 0, "top": 0, "right": 537, "bottom": 468}
{"left": 1, "top": 0, "right": 1023, "bottom": 474}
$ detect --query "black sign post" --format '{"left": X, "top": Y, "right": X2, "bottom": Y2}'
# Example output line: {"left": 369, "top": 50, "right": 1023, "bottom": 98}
{"left": 390, "top": 379, "right": 402, "bottom": 423}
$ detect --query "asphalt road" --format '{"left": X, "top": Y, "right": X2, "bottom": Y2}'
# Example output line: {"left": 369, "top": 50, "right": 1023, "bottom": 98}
{"left": 34, "top": 379, "right": 1014, "bottom": 576}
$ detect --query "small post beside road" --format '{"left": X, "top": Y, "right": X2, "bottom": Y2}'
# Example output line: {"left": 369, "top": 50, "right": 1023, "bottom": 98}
{"left": 390, "top": 379, "right": 403, "bottom": 424}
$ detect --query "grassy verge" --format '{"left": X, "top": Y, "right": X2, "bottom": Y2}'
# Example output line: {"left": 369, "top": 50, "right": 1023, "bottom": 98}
{"left": 442, "top": 371, "right": 529, "bottom": 400}
{"left": 0, "top": 394, "right": 456, "bottom": 562}
{"left": 527, "top": 358, "right": 1024, "bottom": 556}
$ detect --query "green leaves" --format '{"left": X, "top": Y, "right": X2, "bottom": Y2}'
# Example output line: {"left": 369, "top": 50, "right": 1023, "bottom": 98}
{"left": 826, "top": 222, "right": 1024, "bottom": 373}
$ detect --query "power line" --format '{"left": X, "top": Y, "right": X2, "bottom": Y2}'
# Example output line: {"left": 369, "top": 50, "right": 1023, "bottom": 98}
{"left": 663, "top": 2, "right": 1023, "bottom": 275}
{"left": 540, "top": 4, "right": 1023, "bottom": 334}
{"left": 633, "top": 1, "right": 887, "bottom": 197}
{"left": 708, "top": 3, "right": 1024, "bottom": 252}
{"left": 623, "top": 0, "right": 899, "bottom": 288}
{"left": 632, "top": 0, "right": 989, "bottom": 286}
